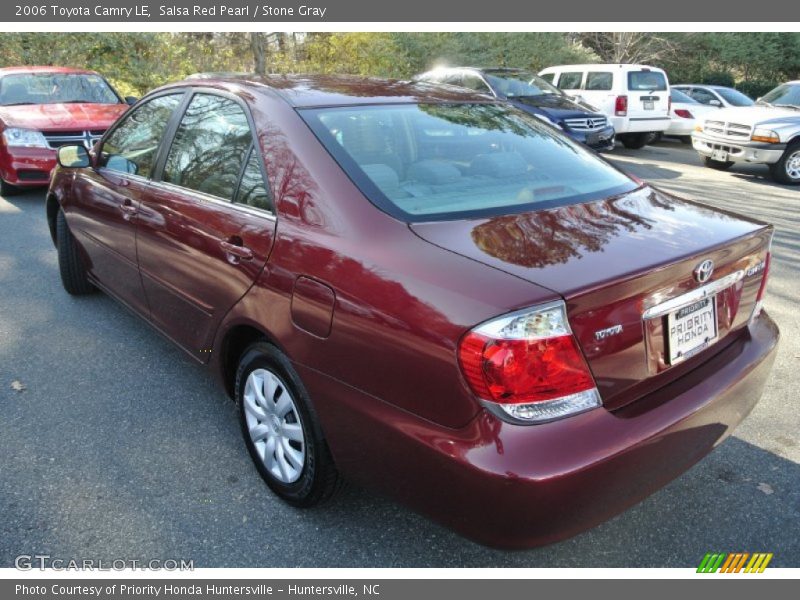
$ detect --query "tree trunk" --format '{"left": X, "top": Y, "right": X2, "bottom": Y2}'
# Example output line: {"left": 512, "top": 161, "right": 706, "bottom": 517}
{"left": 251, "top": 32, "right": 267, "bottom": 75}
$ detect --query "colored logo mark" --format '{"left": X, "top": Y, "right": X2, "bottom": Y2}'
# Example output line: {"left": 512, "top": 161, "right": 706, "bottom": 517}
{"left": 697, "top": 553, "right": 773, "bottom": 573}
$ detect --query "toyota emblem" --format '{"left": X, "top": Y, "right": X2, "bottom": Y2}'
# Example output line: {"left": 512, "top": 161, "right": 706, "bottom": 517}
{"left": 694, "top": 259, "right": 714, "bottom": 283}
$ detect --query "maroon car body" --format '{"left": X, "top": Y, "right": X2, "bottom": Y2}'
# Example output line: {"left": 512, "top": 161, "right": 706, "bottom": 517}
{"left": 0, "top": 66, "right": 129, "bottom": 192}
{"left": 46, "top": 75, "right": 779, "bottom": 548}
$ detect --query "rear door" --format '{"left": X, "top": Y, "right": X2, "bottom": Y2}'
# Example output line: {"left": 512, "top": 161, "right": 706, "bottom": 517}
{"left": 134, "top": 91, "right": 276, "bottom": 361}
{"left": 68, "top": 92, "right": 184, "bottom": 315}
{"left": 625, "top": 68, "right": 670, "bottom": 124}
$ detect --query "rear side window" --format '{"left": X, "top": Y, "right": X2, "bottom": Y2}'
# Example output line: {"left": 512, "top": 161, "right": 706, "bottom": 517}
{"left": 102, "top": 94, "right": 182, "bottom": 177}
{"left": 585, "top": 72, "right": 613, "bottom": 91}
{"left": 235, "top": 149, "right": 274, "bottom": 213}
{"left": 627, "top": 70, "right": 667, "bottom": 91}
{"left": 163, "top": 93, "right": 253, "bottom": 200}
{"left": 557, "top": 72, "right": 583, "bottom": 90}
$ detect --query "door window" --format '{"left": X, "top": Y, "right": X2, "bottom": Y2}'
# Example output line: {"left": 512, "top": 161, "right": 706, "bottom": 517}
{"left": 586, "top": 72, "right": 613, "bottom": 91}
{"left": 461, "top": 74, "right": 492, "bottom": 93}
{"left": 557, "top": 72, "right": 583, "bottom": 90}
{"left": 235, "top": 149, "right": 274, "bottom": 214}
{"left": 101, "top": 93, "right": 183, "bottom": 177}
{"left": 162, "top": 93, "right": 253, "bottom": 200}
{"left": 689, "top": 88, "right": 719, "bottom": 105}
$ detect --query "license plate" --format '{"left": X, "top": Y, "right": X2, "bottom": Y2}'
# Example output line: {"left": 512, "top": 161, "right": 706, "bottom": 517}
{"left": 666, "top": 296, "right": 718, "bottom": 364}
{"left": 643, "top": 100, "right": 654, "bottom": 110}
{"left": 712, "top": 148, "right": 728, "bottom": 161}
{"left": 585, "top": 131, "right": 601, "bottom": 145}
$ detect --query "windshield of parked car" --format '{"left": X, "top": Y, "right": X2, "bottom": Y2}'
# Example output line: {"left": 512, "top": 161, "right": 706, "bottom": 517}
{"left": 484, "top": 71, "right": 562, "bottom": 98}
{"left": 760, "top": 84, "right": 800, "bottom": 108}
{"left": 0, "top": 73, "right": 120, "bottom": 106}
{"left": 713, "top": 87, "right": 754, "bottom": 107}
{"left": 671, "top": 89, "right": 698, "bottom": 104}
{"left": 301, "top": 103, "right": 637, "bottom": 221}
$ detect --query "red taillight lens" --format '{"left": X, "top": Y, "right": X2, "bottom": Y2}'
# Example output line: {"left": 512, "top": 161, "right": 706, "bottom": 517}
{"left": 615, "top": 95, "right": 628, "bottom": 116}
{"left": 674, "top": 108, "right": 693, "bottom": 119}
{"left": 458, "top": 301, "right": 600, "bottom": 423}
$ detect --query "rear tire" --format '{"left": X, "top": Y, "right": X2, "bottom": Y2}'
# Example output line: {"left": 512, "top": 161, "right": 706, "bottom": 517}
{"left": 235, "top": 342, "right": 342, "bottom": 507}
{"left": 619, "top": 133, "right": 651, "bottom": 149}
{"left": 768, "top": 142, "right": 800, "bottom": 185}
{"left": 56, "top": 209, "right": 94, "bottom": 295}
{"left": 703, "top": 156, "right": 734, "bottom": 171}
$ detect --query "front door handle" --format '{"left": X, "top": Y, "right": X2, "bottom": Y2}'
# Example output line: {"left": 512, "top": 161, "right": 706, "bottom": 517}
{"left": 220, "top": 239, "right": 253, "bottom": 261}
{"left": 119, "top": 200, "right": 137, "bottom": 219}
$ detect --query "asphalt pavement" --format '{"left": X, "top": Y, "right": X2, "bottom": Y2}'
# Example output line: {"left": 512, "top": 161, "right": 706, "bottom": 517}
{"left": 1, "top": 139, "right": 798, "bottom": 567}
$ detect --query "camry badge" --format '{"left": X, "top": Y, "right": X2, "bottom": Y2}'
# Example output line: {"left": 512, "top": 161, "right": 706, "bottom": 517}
{"left": 694, "top": 259, "right": 714, "bottom": 283}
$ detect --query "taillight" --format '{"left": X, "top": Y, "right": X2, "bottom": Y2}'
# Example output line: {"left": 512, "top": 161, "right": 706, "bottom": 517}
{"left": 615, "top": 95, "right": 628, "bottom": 116}
{"left": 750, "top": 251, "right": 771, "bottom": 323}
{"left": 674, "top": 108, "right": 693, "bottom": 119}
{"left": 458, "top": 301, "right": 601, "bottom": 424}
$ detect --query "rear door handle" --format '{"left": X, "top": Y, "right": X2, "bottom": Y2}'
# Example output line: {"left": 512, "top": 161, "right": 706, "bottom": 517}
{"left": 220, "top": 239, "right": 253, "bottom": 261}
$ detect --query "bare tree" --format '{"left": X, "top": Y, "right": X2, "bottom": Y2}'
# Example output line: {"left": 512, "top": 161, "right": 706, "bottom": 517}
{"left": 578, "top": 32, "right": 680, "bottom": 64}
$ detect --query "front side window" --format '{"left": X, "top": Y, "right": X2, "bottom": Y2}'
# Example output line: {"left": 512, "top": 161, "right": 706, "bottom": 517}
{"left": 301, "top": 103, "right": 636, "bottom": 221}
{"left": 557, "top": 72, "right": 583, "bottom": 90}
{"left": 163, "top": 94, "right": 253, "bottom": 200}
{"left": 689, "top": 88, "right": 718, "bottom": 105}
{"left": 461, "top": 75, "right": 492, "bottom": 93}
{"left": 714, "top": 88, "right": 754, "bottom": 107}
{"left": 0, "top": 73, "right": 120, "bottom": 106}
{"left": 484, "top": 71, "right": 562, "bottom": 98}
{"left": 101, "top": 93, "right": 183, "bottom": 178}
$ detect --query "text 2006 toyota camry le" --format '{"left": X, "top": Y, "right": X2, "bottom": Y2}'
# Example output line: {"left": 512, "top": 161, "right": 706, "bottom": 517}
{"left": 46, "top": 75, "right": 779, "bottom": 548}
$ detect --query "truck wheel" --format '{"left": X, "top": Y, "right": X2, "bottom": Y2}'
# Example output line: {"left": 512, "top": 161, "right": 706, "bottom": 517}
{"left": 768, "top": 142, "right": 800, "bottom": 185}
{"left": 703, "top": 157, "right": 734, "bottom": 170}
{"left": 56, "top": 209, "right": 95, "bottom": 295}
{"left": 620, "top": 133, "right": 650, "bottom": 149}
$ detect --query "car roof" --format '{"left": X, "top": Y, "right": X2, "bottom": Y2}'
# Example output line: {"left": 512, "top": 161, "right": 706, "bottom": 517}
{"left": 170, "top": 73, "right": 496, "bottom": 108}
{"left": 0, "top": 66, "right": 100, "bottom": 77}
{"left": 540, "top": 64, "right": 665, "bottom": 71}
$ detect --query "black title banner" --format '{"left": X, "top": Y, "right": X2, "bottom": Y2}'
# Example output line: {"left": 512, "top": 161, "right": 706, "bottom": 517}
{"left": 4, "top": 0, "right": 800, "bottom": 22}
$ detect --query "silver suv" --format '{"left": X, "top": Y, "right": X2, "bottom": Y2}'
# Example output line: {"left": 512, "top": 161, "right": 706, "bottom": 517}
{"left": 692, "top": 81, "right": 800, "bottom": 184}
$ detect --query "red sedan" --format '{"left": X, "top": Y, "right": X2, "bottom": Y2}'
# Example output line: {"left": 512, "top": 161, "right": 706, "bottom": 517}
{"left": 0, "top": 66, "right": 131, "bottom": 195}
{"left": 46, "top": 75, "right": 779, "bottom": 548}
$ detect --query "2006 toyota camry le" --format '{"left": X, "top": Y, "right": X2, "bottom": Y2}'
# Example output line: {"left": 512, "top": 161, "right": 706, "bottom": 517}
{"left": 46, "top": 74, "right": 779, "bottom": 548}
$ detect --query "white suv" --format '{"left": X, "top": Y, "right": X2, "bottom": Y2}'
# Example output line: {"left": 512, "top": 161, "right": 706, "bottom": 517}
{"left": 539, "top": 64, "right": 671, "bottom": 149}
{"left": 692, "top": 81, "right": 800, "bottom": 185}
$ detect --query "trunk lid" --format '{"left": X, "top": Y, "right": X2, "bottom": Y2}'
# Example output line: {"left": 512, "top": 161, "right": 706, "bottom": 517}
{"left": 410, "top": 187, "right": 772, "bottom": 409}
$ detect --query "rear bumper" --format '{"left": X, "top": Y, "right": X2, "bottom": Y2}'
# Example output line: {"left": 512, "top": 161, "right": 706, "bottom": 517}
{"left": 692, "top": 133, "right": 786, "bottom": 164}
{"left": 611, "top": 116, "right": 671, "bottom": 134}
{"left": 0, "top": 146, "right": 56, "bottom": 187}
{"left": 300, "top": 311, "right": 779, "bottom": 548}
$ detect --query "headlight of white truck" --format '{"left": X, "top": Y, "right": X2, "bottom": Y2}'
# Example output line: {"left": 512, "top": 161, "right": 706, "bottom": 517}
{"left": 751, "top": 128, "right": 780, "bottom": 143}
{"left": 2, "top": 128, "right": 48, "bottom": 148}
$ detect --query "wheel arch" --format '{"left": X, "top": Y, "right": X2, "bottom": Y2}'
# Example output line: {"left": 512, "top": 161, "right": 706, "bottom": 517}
{"left": 46, "top": 192, "right": 60, "bottom": 247}
{"left": 217, "top": 321, "right": 285, "bottom": 400}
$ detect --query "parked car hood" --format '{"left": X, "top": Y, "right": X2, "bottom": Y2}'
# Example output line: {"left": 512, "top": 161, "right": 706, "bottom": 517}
{"left": 706, "top": 105, "right": 800, "bottom": 126}
{"left": 0, "top": 102, "right": 128, "bottom": 131}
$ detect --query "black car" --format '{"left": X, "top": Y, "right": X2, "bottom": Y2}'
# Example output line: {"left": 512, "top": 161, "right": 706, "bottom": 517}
{"left": 416, "top": 67, "right": 616, "bottom": 151}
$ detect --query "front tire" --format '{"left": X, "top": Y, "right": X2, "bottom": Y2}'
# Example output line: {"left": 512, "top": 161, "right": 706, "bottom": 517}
{"left": 703, "top": 156, "right": 734, "bottom": 171}
{"left": 768, "top": 142, "right": 800, "bottom": 185}
{"left": 235, "top": 342, "right": 341, "bottom": 507}
{"left": 56, "top": 209, "right": 94, "bottom": 295}
{"left": 0, "top": 178, "right": 19, "bottom": 197}
{"left": 619, "top": 133, "right": 651, "bottom": 149}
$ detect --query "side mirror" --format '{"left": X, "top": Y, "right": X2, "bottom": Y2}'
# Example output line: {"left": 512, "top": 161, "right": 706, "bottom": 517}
{"left": 709, "top": 99, "right": 722, "bottom": 107}
{"left": 756, "top": 96, "right": 763, "bottom": 102}
{"left": 125, "top": 96, "right": 138, "bottom": 106}
{"left": 57, "top": 144, "right": 90, "bottom": 169}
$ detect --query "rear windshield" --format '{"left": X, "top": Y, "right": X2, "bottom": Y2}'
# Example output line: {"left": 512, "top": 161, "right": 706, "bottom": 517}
{"left": 714, "top": 87, "right": 754, "bottom": 107}
{"left": 627, "top": 70, "right": 668, "bottom": 92}
{"left": 301, "top": 103, "right": 636, "bottom": 221}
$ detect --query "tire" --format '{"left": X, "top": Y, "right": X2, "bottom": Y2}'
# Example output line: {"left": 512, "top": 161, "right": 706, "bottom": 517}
{"left": 679, "top": 136, "right": 692, "bottom": 145}
{"left": 56, "top": 209, "right": 95, "bottom": 295}
{"left": 620, "top": 133, "right": 650, "bottom": 149}
{"left": 0, "top": 178, "right": 19, "bottom": 197}
{"left": 768, "top": 142, "right": 800, "bottom": 185}
{"left": 235, "top": 342, "right": 341, "bottom": 507}
{"left": 703, "top": 156, "right": 734, "bottom": 171}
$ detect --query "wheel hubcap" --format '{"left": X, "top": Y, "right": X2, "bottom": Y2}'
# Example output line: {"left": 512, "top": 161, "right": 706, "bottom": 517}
{"left": 243, "top": 368, "right": 306, "bottom": 484}
{"left": 786, "top": 150, "right": 800, "bottom": 180}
